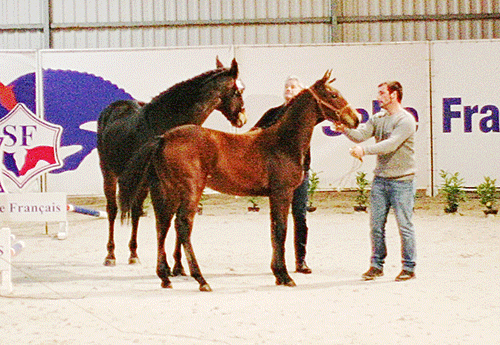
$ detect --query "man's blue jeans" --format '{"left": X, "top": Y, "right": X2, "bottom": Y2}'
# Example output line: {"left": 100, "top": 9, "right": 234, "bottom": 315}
{"left": 292, "top": 171, "right": 309, "bottom": 263}
{"left": 369, "top": 176, "right": 416, "bottom": 272}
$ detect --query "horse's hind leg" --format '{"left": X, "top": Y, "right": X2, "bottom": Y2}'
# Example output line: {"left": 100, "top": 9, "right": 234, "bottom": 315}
{"left": 176, "top": 206, "right": 210, "bottom": 291}
{"left": 172, "top": 232, "right": 186, "bottom": 276}
{"left": 153, "top": 204, "right": 175, "bottom": 288}
{"left": 150, "top": 186, "right": 173, "bottom": 278}
{"left": 128, "top": 186, "right": 149, "bottom": 265}
{"left": 156, "top": 217, "right": 173, "bottom": 288}
{"left": 103, "top": 171, "right": 118, "bottom": 266}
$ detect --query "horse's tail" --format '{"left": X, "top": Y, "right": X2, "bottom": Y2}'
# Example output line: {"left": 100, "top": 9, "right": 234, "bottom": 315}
{"left": 118, "top": 136, "right": 164, "bottom": 221}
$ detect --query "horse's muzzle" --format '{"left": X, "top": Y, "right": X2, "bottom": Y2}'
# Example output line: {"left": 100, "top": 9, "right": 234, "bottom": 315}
{"left": 344, "top": 106, "right": 360, "bottom": 129}
{"left": 234, "top": 109, "right": 247, "bottom": 128}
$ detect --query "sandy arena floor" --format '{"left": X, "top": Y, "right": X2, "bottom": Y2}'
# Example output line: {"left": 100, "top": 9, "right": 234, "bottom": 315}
{"left": 1, "top": 193, "right": 499, "bottom": 344}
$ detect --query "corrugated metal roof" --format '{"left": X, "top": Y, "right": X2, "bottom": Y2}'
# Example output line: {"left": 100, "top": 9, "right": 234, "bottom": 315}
{"left": 0, "top": 0, "right": 499, "bottom": 49}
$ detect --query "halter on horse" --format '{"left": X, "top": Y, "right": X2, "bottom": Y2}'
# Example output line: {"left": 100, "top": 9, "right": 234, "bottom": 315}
{"left": 118, "top": 70, "right": 359, "bottom": 291}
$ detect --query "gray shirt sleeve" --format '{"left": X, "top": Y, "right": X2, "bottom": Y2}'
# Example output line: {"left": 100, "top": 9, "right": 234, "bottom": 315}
{"left": 343, "top": 120, "right": 375, "bottom": 144}
{"left": 343, "top": 110, "right": 417, "bottom": 179}
{"left": 363, "top": 115, "right": 415, "bottom": 156}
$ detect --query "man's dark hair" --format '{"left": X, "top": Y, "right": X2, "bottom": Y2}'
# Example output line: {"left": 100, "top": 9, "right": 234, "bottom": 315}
{"left": 379, "top": 81, "right": 403, "bottom": 102}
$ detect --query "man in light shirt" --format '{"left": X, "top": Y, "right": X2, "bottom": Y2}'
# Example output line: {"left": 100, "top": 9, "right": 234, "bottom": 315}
{"left": 337, "top": 81, "right": 417, "bottom": 281}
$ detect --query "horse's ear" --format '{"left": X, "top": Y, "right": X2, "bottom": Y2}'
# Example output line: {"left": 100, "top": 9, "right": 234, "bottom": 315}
{"left": 216, "top": 56, "right": 224, "bottom": 69}
{"left": 229, "top": 58, "right": 239, "bottom": 77}
{"left": 322, "top": 70, "right": 336, "bottom": 84}
{"left": 322, "top": 70, "right": 331, "bottom": 83}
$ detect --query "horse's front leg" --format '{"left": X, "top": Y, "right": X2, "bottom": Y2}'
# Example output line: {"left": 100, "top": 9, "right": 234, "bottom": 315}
{"left": 176, "top": 205, "right": 210, "bottom": 291}
{"left": 103, "top": 171, "right": 118, "bottom": 266}
{"left": 128, "top": 186, "right": 149, "bottom": 265}
{"left": 269, "top": 192, "right": 296, "bottom": 287}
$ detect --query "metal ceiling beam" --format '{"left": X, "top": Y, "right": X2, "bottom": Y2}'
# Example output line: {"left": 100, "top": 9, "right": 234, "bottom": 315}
{"left": 41, "top": 0, "right": 51, "bottom": 48}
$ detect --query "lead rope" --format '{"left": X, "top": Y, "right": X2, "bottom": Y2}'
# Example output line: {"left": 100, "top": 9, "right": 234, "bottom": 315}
{"left": 334, "top": 157, "right": 363, "bottom": 191}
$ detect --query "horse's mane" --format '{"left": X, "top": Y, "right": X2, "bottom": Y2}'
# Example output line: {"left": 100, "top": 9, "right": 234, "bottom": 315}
{"left": 263, "top": 87, "right": 311, "bottom": 130}
{"left": 285, "top": 88, "right": 308, "bottom": 108}
{"left": 142, "top": 68, "right": 229, "bottom": 116}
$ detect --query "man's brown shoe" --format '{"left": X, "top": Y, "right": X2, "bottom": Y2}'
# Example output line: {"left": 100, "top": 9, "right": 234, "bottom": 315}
{"left": 361, "top": 267, "right": 383, "bottom": 281}
{"left": 295, "top": 262, "right": 312, "bottom": 274}
{"left": 395, "top": 270, "right": 415, "bottom": 281}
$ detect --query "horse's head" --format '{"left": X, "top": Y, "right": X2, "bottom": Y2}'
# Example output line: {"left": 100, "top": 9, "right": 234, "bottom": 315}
{"left": 215, "top": 58, "right": 247, "bottom": 128}
{"left": 308, "top": 71, "right": 359, "bottom": 129}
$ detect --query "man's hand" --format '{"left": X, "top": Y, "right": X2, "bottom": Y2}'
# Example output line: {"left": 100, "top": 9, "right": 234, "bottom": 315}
{"left": 349, "top": 146, "right": 364, "bottom": 161}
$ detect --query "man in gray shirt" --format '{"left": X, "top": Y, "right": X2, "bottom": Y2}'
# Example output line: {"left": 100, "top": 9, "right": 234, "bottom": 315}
{"left": 337, "top": 81, "right": 417, "bottom": 281}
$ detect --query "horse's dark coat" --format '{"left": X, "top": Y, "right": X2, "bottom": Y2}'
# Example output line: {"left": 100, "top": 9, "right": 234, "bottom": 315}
{"left": 97, "top": 58, "right": 246, "bottom": 266}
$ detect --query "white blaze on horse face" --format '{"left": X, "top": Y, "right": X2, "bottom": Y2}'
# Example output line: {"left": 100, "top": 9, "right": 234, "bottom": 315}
{"left": 234, "top": 79, "right": 246, "bottom": 127}
{"left": 236, "top": 111, "right": 247, "bottom": 127}
{"left": 236, "top": 79, "right": 245, "bottom": 93}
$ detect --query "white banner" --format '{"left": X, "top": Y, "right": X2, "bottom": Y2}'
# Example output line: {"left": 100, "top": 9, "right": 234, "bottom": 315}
{"left": 0, "top": 51, "right": 37, "bottom": 86}
{"left": 0, "top": 192, "right": 67, "bottom": 222}
{"left": 431, "top": 40, "right": 500, "bottom": 188}
{"left": 0, "top": 51, "right": 40, "bottom": 193}
{"left": 2, "top": 40, "right": 499, "bottom": 195}
{"left": 39, "top": 47, "right": 237, "bottom": 194}
{"left": 235, "top": 43, "right": 431, "bottom": 191}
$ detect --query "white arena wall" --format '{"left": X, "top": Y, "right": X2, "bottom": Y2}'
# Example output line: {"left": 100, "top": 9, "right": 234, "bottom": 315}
{"left": 0, "top": 40, "right": 499, "bottom": 195}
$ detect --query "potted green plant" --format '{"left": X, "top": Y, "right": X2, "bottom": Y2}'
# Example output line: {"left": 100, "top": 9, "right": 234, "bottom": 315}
{"left": 439, "top": 170, "right": 466, "bottom": 213}
{"left": 476, "top": 176, "right": 498, "bottom": 216}
{"left": 307, "top": 170, "right": 321, "bottom": 212}
{"left": 248, "top": 196, "right": 261, "bottom": 212}
{"left": 354, "top": 171, "right": 369, "bottom": 212}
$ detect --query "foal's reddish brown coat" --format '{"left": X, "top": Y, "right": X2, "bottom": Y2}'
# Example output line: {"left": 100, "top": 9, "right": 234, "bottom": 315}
{"left": 119, "top": 71, "right": 359, "bottom": 291}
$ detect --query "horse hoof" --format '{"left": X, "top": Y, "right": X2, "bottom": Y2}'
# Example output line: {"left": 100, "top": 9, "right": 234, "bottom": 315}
{"left": 161, "top": 281, "right": 173, "bottom": 289}
{"left": 276, "top": 278, "right": 296, "bottom": 287}
{"left": 199, "top": 284, "right": 212, "bottom": 292}
{"left": 128, "top": 257, "right": 140, "bottom": 265}
{"left": 172, "top": 267, "right": 187, "bottom": 276}
{"left": 104, "top": 258, "right": 116, "bottom": 266}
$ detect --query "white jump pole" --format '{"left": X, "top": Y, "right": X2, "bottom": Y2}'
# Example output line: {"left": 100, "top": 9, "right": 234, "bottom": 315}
{"left": 0, "top": 227, "right": 25, "bottom": 295}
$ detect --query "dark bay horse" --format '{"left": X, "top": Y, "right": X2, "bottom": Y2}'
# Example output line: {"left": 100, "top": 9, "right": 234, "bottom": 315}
{"left": 97, "top": 58, "right": 246, "bottom": 267}
{"left": 118, "top": 71, "right": 359, "bottom": 291}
